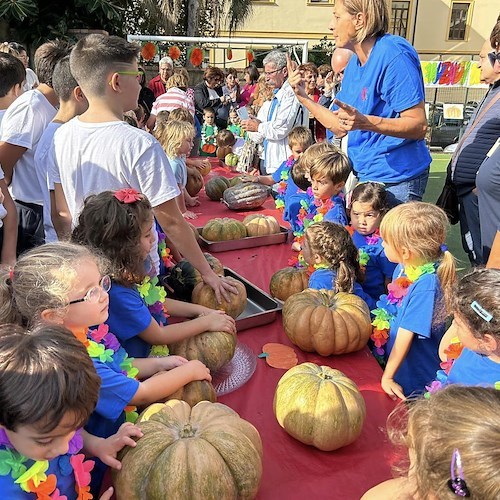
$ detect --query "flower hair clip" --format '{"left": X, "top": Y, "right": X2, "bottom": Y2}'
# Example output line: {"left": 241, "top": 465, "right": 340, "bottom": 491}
{"left": 447, "top": 449, "right": 470, "bottom": 497}
{"left": 114, "top": 188, "right": 143, "bottom": 204}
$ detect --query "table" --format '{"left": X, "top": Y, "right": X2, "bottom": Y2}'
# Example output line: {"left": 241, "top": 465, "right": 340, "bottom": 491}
{"left": 194, "top": 167, "right": 397, "bottom": 500}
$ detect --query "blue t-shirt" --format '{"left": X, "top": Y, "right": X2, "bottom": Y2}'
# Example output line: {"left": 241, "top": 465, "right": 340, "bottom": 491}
{"left": 323, "top": 194, "right": 348, "bottom": 226}
{"left": 167, "top": 155, "right": 187, "bottom": 187}
{"left": 447, "top": 348, "right": 500, "bottom": 387}
{"left": 308, "top": 268, "right": 375, "bottom": 310}
{"left": 334, "top": 34, "right": 431, "bottom": 183}
{"left": 106, "top": 282, "right": 153, "bottom": 359}
{"left": 272, "top": 159, "right": 305, "bottom": 227}
{"left": 385, "top": 265, "right": 445, "bottom": 396}
{"left": 351, "top": 230, "right": 397, "bottom": 301}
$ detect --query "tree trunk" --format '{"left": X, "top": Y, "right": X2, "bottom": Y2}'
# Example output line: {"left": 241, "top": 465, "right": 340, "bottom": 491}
{"left": 186, "top": 0, "right": 200, "bottom": 37}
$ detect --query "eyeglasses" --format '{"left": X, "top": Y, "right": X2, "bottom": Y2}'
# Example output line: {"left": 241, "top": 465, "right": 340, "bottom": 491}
{"left": 264, "top": 67, "right": 285, "bottom": 77}
{"left": 116, "top": 70, "right": 143, "bottom": 80}
{"left": 68, "top": 276, "right": 111, "bottom": 305}
{"left": 488, "top": 51, "right": 500, "bottom": 66}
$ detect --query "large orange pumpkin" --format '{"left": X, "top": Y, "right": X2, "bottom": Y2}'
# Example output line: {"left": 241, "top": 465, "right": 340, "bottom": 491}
{"left": 191, "top": 276, "right": 247, "bottom": 319}
{"left": 113, "top": 400, "right": 263, "bottom": 499}
{"left": 167, "top": 380, "right": 217, "bottom": 407}
{"left": 169, "top": 330, "right": 236, "bottom": 373}
{"left": 269, "top": 267, "right": 309, "bottom": 301}
{"left": 243, "top": 214, "right": 280, "bottom": 237}
{"left": 282, "top": 289, "right": 371, "bottom": 355}
{"left": 273, "top": 363, "right": 366, "bottom": 451}
{"left": 201, "top": 217, "right": 247, "bottom": 241}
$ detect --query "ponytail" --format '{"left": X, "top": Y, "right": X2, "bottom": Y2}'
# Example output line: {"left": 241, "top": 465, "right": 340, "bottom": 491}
{"left": 437, "top": 249, "right": 457, "bottom": 312}
{"left": 334, "top": 260, "right": 356, "bottom": 294}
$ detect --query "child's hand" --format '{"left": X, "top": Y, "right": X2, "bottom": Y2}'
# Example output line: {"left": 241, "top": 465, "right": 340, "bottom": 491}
{"left": 95, "top": 422, "right": 144, "bottom": 470}
{"left": 186, "top": 195, "right": 200, "bottom": 207}
{"left": 241, "top": 174, "right": 258, "bottom": 183}
{"left": 187, "top": 359, "right": 212, "bottom": 381}
{"left": 158, "top": 355, "right": 189, "bottom": 370}
{"left": 192, "top": 159, "right": 211, "bottom": 171}
{"left": 381, "top": 377, "right": 406, "bottom": 401}
{"left": 183, "top": 210, "right": 198, "bottom": 220}
{"left": 204, "top": 311, "right": 237, "bottom": 334}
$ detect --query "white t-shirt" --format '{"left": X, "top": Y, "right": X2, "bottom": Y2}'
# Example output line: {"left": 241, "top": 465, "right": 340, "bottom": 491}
{"left": 34, "top": 121, "right": 62, "bottom": 242}
{"left": 0, "top": 89, "right": 57, "bottom": 204}
{"left": 24, "top": 68, "right": 39, "bottom": 92}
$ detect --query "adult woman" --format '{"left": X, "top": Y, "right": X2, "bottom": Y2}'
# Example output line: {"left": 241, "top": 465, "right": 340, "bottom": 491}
{"left": 220, "top": 67, "right": 241, "bottom": 123}
{"left": 288, "top": 0, "right": 430, "bottom": 205}
{"left": 299, "top": 62, "right": 326, "bottom": 142}
{"left": 0, "top": 41, "right": 38, "bottom": 90}
{"left": 194, "top": 66, "right": 231, "bottom": 128}
{"left": 240, "top": 64, "right": 259, "bottom": 108}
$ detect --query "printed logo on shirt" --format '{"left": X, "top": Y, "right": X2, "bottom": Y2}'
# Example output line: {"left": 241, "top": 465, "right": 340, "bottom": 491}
{"left": 361, "top": 87, "right": 368, "bottom": 101}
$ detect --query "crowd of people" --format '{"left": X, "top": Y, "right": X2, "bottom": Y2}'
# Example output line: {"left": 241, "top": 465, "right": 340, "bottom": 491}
{"left": 0, "top": 0, "right": 499, "bottom": 497}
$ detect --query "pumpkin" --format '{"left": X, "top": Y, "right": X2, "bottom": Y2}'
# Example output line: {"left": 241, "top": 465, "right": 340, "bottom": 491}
{"left": 113, "top": 400, "right": 263, "bottom": 500}
{"left": 269, "top": 267, "right": 309, "bottom": 301}
{"left": 198, "top": 160, "right": 211, "bottom": 176}
{"left": 201, "top": 217, "right": 247, "bottom": 241}
{"left": 225, "top": 153, "right": 239, "bottom": 167}
{"left": 191, "top": 276, "right": 247, "bottom": 319}
{"left": 205, "top": 176, "right": 230, "bottom": 201}
{"left": 223, "top": 183, "right": 270, "bottom": 210}
{"left": 282, "top": 290, "right": 371, "bottom": 356}
{"left": 229, "top": 175, "right": 245, "bottom": 187}
{"left": 167, "top": 380, "right": 217, "bottom": 407}
{"left": 273, "top": 363, "right": 366, "bottom": 451}
{"left": 169, "top": 330, "right": 237, "bottom": 373}
{"left": 243, "top": 214, "right": 280, "bottom": 237}
{"left": 186, "top": 168, "right": 204, "bottom": 197}
{"left": 217, "top": 145, "right": 233, "bottom": 160}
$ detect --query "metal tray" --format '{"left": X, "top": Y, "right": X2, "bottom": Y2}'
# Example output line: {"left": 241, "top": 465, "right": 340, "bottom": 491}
{"left": 197, "top": 226, "right": 290, "bottom": 252}
{"left": 224, "top": 268, "right": 280, "bottom": 331}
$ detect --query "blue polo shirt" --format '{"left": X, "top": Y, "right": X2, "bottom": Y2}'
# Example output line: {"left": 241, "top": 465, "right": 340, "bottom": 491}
{"left": 447, "top": 348, "right": 500, "bottom": 387}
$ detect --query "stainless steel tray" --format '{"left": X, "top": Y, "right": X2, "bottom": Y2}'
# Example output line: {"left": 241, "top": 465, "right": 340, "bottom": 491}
{"left": 224, "top": 268, "right": 280, "bottom": 331}
{"left": 197, "top": 226, "right": 289, "bottom": 252}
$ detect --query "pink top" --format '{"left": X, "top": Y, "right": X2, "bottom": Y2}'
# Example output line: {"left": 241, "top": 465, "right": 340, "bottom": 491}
{"left": 239, "top": 83, "right": 257, "bottom": 108}
{"left": 151, "top": 87, "right": 195, "bottom": 116}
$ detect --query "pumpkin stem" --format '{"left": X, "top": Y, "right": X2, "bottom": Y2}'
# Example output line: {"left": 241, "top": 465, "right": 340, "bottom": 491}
{"left": 318, "top": 372, "right": 332, "bottom": 380}
{"left": 180, "top": 423, "right": 197, "bottom": 438}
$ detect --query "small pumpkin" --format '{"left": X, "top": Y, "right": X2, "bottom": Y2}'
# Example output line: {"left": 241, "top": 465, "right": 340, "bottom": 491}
{"left": 225, "top": 153, "right": 239, "bottom": 167}
{"left": 113, "top": 400, "right": 263, "bottom": 500}
{"left": 229, "top": 175, "right": 245, "bottom": 187}
{"left": 282, "top": 289, "right": 371, "bottom": 356}
{"left": 167, "top": 380, "right": 217, "bottom": 407}
{"left": 269, "top": 267, "right": 309, "bottom": 301}
{"left": 243, "top": 214, "right": 280, "bottom": 237}
{"left": 186, "top": 168, "right": 204, "bottom": 197}
{"left": 192, "top": 276, "right": 247, "bottom": 319}
{"left": 198, "top": 160, "right": 211, "bottom": 176}
{"left": 205, "top": 176, "right": 230, "bottom": 201}
{"left": 169, "top": 330, "right": 237, "bottom": 373}
{"left": 201, "top": 217, "right": 247, "bottom": 241}
{"left": 223, "top": 183, "right": 270, "bottom": 210}
{"left": 273, "top": 363, "right": 366, "bottom": 451}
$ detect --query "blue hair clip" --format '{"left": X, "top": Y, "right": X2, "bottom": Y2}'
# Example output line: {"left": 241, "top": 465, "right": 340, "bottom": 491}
{"left": 440, "top": 244, "right": 448, "bottom": 253}
{"left": 447, "top": 449, "right": 470, "bottom": 497}
{"left": 470, "top": 301, "right": 493, "bottom": 322}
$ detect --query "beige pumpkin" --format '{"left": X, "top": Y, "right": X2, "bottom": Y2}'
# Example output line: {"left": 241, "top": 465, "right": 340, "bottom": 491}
{"left": 167, "top": 380, "right": 217, "bottom": 407}
{"left": 269, "top": 267, "right": 310, "bottom": 302}
{"left": 273, "top": 362, "right": 366, "bottom": 451}
{"left": 243, "top": 214, "right": 280, "bottom": 237}
{"left": 201, "top": 217, "right": 247, "bottom": 241}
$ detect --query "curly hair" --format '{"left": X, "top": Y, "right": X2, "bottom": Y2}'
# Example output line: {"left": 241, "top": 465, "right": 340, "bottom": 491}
{"left": 71, "top": 191, "right": 153, "bottom": 286}
{"left": 305, "top": 222, "right": 363, "bottom": 293}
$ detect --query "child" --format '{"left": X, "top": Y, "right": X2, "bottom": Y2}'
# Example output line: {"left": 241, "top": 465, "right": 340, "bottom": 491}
{"left": 155, "top": 120, "right": 199, "bottom": 219}
{"left": 362, "top": 385, "right": 500, "bottom": 499}
{"left": 71, "top": 189, "right": 236, "bottom": 359}
{"left": 227, "top": 108, "right": 245, "bottom": 139}
{"left": 0, "top": 323, "right": 142, "bottom": 499}
{"left": 200, "top": 106, "right": 218, "bottom": 156}
{"left": 374, "top": 202, "right": 456, "bottom": 400}
{"left": 347, "top": 182, "right": 397, "bottom": 303}
{"left": 302, "top": 221, "right": 375, "bottom": 309}
{"left": 216, "top": 128, "right": 237, "bottom": 162}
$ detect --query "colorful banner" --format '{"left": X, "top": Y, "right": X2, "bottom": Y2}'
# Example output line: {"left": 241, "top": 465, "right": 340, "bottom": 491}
{"left": 420, "top": 60, "right": 486, "bottom": 87}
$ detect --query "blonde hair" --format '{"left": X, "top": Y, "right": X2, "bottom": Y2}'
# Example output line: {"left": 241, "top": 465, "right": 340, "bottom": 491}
{"left": 380, "top": 202, "right": 456, "bottom": 294}
{"left": 287, "top": 126, "right": 313, "bottom": 150}
{"left": 165, "top": 72, "right": 188, "bottom": 90}
{"left": 167, "top": 107, "right": 194, "bottom": 125}
{"left": 388, "top": 385, "right": 500, "bottom": 499}
{"left": 340, "top": 0, "right": 389, "bottom": 43}
{"left": 0, "top": 243, "right": 102, "bottom": 326}
{"left": 309, "top": 149, "right": 352, "bottom": 184}
{"left": 292, "top": 142, "right": 338, "bottom": 191}
{"left": 155, "top": 119, "right": 195, "bottom": 157}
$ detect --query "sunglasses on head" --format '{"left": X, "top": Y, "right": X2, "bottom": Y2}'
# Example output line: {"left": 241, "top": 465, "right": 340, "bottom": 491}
{"left": 488, "top": 51, "right": 500, "bottom": 66}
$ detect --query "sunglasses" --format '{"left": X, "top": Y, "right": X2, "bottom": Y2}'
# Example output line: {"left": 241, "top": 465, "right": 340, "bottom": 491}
{"left": 488, "top": 51, "right": 500, "bottom": 66}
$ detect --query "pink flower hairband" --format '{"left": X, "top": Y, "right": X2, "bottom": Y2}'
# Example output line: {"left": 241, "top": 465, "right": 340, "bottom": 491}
{"left": 114, "top": 188, "right": 143, "bottom": 204}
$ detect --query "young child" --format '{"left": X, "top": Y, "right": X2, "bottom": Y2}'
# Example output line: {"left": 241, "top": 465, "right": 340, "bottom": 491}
{"left": 362, "top": 385, "right": 500, "bottom": 499}
{"left": 374, "top": 202, "right": 456, "bottom": 400}
{"left": 200, "top": 107, "right": 218, "bottom": 156}
{"left": 227, "top": 107, "right": 245, "bottom": 139}
{"left": 347, "top": 182, "right": 397, "bottom": 303}
{"left": 302, "top": 221, "right": 375, "bottom": 309}
{"left": 155, "top": 120, "right": 199, "bottom": 219}
{"left": 71, "top": 189, "right": 236, "bottom": 359}
{"left": 0, "top": 323, "right": 141, "bottom": 499}
{"left": 215, "top": 128, "right": 237, "bottom": 162}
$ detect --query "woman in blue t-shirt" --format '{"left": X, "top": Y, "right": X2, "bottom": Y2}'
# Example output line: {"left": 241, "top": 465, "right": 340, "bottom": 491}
{"left": 287, "top": 0, "right": 431, "bottom": 205}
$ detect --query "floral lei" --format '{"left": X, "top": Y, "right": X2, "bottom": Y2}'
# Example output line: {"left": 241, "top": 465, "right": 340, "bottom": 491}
{"left": 346, "top": 226, "right": 381, "bottom": 269}
{"left": 0, "top": 428, "right": 94, "bottom": 499}
{"left": 275, "top": 156, "right": 295, "bottom": 211}
{"left": 371, "top": 262, "right": 437, "bottom": 365}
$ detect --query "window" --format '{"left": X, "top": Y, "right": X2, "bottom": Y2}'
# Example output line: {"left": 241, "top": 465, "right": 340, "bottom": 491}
{"left": 390, "top": 1, "right": 410, "bottom": 38}
{"left": 448, "top": 2, "right": 472, "bottom": 41}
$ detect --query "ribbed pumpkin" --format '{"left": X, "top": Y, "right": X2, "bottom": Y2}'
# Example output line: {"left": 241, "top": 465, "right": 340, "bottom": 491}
{"left": 167, "top": 380, "right": 217, "bottom": 407}
{"left": 169, "top": 330, "right": 237, "bottom": 373}
{"left": 113, "top": 400, "right": 263, "bottom": 500}
{"left": 223, "top": 183, "right": 270, "bottom": 210}
{"left": 201, "top": 217, "right": 247, "bottom": 241}
{"left": 243, "top": 214, "right": 280, "bottom": 237}
{"left": 191, "top": 276, "right": 247, "bottom": 319}
{"left": 186, "top": 168, "right": 204, "bottom": 196}
{"left": 229, "top": 175, "right": 245, "bottom": 187}
{"left": 273, "top": 363, "right": 366, "bottom": 451}
{"left": 269, "top": 267, "right": 309, "bottom": 301}
{"left": 166, "top": 253, "right": 223, "bottom": 301}
{"left": 198, "top": 161, "right": 211, "bottom": 176}
{"left": 205, "top": 176, "right": 230, "bottom": 201}
{"left": 282, "top": 290, "right": 371, "bottom": 356}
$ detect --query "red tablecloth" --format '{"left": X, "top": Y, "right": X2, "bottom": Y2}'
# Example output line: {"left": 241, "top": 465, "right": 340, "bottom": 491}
{"left": 193, "top": 168, "right": 397, "bottom": 500}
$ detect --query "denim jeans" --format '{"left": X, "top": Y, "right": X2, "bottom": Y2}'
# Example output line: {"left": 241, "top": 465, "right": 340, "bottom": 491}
{"left": 383, "top": 168, "right": 430, "bottom": 207}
